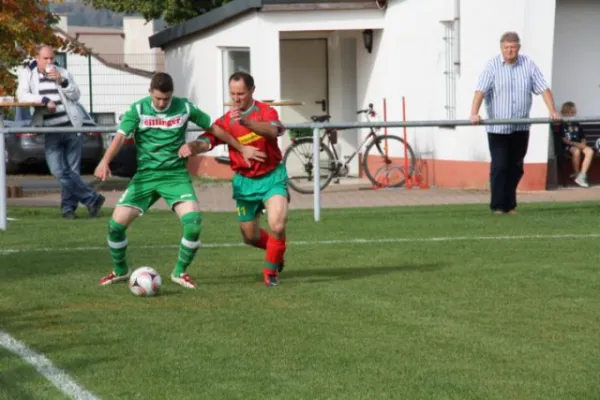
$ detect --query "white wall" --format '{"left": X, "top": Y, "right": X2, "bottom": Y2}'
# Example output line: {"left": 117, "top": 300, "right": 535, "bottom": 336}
{"left": 358, "top": 0, "right": 556, "bottom": 164}
{"left": 161, "top": 0, "right": 557, "bottom": 165}
{"left": 552, "top": 0, "right": 600, "bottom": 117}
{"left": 66, "top": 52, "right": 151, "bottom": 119}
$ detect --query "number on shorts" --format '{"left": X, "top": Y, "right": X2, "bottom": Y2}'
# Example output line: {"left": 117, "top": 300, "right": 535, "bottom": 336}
{"left": 236, "top": 206, "right": 246, "bottom": 216}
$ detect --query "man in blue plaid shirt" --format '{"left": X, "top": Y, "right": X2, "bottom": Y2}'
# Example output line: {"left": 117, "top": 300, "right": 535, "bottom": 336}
{"left": 470, "top": 32, "right": 559, "bottom": 215}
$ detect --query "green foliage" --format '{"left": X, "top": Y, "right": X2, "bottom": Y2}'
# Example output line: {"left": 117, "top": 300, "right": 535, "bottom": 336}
{"left": 0, "top": 0, "right": 86, "bottom": 95}
{"left": 82, "top": 0, "right": 232, "bottom": 26}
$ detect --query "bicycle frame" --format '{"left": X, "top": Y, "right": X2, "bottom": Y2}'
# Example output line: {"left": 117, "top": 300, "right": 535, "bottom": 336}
{"left": 324, "top": 109, "right": 379, "bottom": 168}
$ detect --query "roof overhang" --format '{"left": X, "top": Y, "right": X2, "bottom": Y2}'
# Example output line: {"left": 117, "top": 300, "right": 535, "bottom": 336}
{"left": 148, "top": 0, "right": 382, "bottom": 49}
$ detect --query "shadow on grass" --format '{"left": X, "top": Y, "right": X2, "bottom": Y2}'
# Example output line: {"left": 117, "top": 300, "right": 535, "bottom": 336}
{"left": 209, "top": 263, "right": 447, "bottom": 285}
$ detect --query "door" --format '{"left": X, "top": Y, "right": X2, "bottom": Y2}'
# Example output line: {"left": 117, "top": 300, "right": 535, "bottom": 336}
{"left": 279, "top": 39, "right": 328, "bottom": 151}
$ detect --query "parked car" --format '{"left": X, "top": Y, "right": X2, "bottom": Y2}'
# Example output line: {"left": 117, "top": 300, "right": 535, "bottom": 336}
{"left": 104, "top": 132, "right": 137, "bottom": 178}
{"left": 4, "top": 104, "right": 104, "bottom": 174}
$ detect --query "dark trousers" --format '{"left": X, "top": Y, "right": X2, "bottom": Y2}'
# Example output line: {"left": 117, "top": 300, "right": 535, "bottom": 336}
{"left": 487, "top": 131, "right": 530, "bottom": 212}
{"left": 45, "top": 132, "right": 100, "bottom": 214}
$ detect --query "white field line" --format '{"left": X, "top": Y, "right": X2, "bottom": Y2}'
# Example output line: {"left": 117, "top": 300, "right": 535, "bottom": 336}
{"left": 0, "top": 331, "right": 100, "bottom": 400}
{"left": 2, "top": 233, "right": 600, "bottom": 255}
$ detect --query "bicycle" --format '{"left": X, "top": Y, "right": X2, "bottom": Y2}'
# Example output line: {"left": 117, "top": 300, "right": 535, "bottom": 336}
{"left": 283, "top": 103, "right": 416, "bottom": 194}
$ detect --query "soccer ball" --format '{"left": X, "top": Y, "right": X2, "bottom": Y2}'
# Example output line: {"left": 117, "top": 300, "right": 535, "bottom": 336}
{"left": 128, "top": 266, "right": 162, "bottom": 297}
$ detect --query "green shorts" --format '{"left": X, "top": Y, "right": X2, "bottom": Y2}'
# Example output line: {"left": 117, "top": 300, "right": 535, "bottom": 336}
{"left": 232, "top": 163, "right": 289, "bottom": 222}
{"left": 117, "top": 171, "right": 198, "bottom": 214}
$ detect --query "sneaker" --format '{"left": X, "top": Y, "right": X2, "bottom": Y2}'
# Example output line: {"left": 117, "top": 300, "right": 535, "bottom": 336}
{"left": 574, "top": 174, "right": 590, "bottom": 188}
{"left": 569, "top": 172, "right": 578, "bottom": 178}
{"left": 264, "top": 272, "right": 279, "bottom": 287}
{"left": 88, "top": 195, "right": 106, "bottom": 218}
{"left": 62, "top": 211, "right": 77, "bottom": 219}
{"left": 171, "top": 273, "right": 197, "bottom": 289}
{"left": 99, "top": 270, "right": 130, "bottom": 286}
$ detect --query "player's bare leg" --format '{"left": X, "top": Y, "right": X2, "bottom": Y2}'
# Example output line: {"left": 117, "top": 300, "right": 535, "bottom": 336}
{"left": 259, "top": 194, "right": 288, "bottom": 287}
{"left": 171, "top": 201, "right": 203, "bottom": 289}
{"left": 99, "top": 206, "right": 140, "bottom": 285}
{"left": 240, "top": 218, "right": 265, "bottom": 247}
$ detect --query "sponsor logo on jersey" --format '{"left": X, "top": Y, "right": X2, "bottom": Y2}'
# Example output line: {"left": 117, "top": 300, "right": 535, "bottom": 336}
{"left": 140, "top": 114, "right": 188, "bottom": 129}
{"left": 237, "top": 132, "right": 261, "bottom": 145}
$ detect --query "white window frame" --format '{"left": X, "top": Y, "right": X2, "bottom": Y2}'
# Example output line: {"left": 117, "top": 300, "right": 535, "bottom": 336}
{"left": 218, "top": 47, "right": 251, "bottom": 156}
{"left": 220, "top": 47, "right": 251, "bottom": 111}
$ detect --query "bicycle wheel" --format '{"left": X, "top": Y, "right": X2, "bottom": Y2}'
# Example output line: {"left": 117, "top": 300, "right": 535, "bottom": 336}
{"left": 283, "top": 137, "right": 336, "bottom": 194}
{"left": 362, "top": 134, "right": 416, "bottom": 188}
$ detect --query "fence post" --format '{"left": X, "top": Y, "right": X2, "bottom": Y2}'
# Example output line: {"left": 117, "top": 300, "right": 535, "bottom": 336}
{"left": 88, "top": 53, "right": 93, "bottom": 113}
{"left": 313, "top": 126, "right": 321, "bottom": 222}
{"left": 0, "top": 113, "right": 6, "bottom": 230}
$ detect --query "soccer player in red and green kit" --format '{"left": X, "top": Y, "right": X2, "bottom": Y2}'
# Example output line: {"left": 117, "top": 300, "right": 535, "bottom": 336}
{"left": 191, "top": 72, "right": 289, "bottom": 287}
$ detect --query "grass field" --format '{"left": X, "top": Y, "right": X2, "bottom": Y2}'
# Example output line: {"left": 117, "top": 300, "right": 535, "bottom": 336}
{"left": 1, "top": 202, "right": 599, "bottom": 400}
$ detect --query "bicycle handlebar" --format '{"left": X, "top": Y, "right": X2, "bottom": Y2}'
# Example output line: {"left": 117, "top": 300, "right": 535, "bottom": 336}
{"left": 356, "top": 103, "right": 375, "bottom": 115}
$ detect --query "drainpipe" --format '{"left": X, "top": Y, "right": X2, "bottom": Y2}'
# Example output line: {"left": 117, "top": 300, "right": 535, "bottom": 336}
{"left": 454, "top": 0, "right": 461, "bottom": 76}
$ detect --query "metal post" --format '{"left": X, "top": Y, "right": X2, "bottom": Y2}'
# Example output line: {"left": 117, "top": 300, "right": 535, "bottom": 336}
{"left": 313, "top": 126, "right": 321, "bottom": 222}
{"left": 88, "top": 53, "right": 93, "bottom": 113}
{"left": 0, "top": 113, "right": 6, "bottom": 231}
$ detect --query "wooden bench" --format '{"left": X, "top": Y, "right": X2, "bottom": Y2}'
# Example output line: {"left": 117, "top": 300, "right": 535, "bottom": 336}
{"left": 552, "top": 122, "right": 600, "bottom": 157}
{"left": 581, "top": 123, "right": 600, "bottom": 154}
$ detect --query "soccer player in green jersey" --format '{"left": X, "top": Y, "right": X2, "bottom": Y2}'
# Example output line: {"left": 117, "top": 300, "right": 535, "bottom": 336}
{"left": 95, "top": 72, "right": 265, "bottom": 289}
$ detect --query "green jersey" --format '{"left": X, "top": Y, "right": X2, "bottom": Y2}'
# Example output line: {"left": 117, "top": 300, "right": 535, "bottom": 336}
{"left": 117, "top": 96, "right": 211, "bottom": 174}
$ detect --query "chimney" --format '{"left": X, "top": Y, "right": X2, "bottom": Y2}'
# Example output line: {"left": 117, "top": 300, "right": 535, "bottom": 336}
{"left": 55, "top": 14, "right": 68, "bottom": 32}
{"left": 123, "top": 16, "right": 164, "bottom": 72}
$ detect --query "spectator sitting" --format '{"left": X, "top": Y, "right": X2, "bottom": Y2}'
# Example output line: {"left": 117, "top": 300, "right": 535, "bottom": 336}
{"left": 559, "top": 101, "right": 593, "bottom": 188}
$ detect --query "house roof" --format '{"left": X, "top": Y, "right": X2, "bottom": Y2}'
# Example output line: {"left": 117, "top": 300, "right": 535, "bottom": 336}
{"left": 55, "top": 27, "right": 154, "bottom": 78}
{"left": 148, "top": 0, "right": 379, "bottom": 49}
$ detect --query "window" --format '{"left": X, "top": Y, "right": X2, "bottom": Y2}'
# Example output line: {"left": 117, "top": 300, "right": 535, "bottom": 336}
{"left": 54, "top": 52, "right": 67, "bottom": 69}
{"left": 221, "top": 47, "right": 251, "bottom": 108}
{"left": 219, "top": 48, "right": 250, "bottom": 156}
{"left": 441, "top": 20, "right": 457, "bottom": 122}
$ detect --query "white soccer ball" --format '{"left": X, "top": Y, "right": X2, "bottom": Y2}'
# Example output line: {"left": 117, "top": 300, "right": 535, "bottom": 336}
{"left": 128, "top": 266, "right": 162, "bottom": 297}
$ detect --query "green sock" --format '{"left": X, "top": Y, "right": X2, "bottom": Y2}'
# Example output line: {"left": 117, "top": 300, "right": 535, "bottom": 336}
{"left": 173, "top": 212, "right": 202, "bottom": 277}
{"left": 107, "top": 219, "right": 128, "bottom": 276}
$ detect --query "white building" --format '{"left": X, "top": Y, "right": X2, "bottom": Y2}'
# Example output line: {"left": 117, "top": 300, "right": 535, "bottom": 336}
{"left": 149, "top": 0, "right": 592, "bottom": 190}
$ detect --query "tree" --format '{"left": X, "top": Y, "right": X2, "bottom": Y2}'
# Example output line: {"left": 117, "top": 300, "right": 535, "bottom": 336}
{"left": 82, "top": 0, "right": 231, "bottom": 26}
{"left": 0, "top": 0, "right": 85, "bottom": 96}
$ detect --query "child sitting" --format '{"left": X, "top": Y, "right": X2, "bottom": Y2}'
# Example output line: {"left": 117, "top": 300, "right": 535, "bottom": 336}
{"left": 559, "top": 101, "right": 594, "bottom": 187}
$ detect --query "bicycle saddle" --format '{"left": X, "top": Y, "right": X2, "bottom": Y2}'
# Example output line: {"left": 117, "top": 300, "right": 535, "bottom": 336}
{"left": 311, "top": 114, "right": 331, "bottom": 122}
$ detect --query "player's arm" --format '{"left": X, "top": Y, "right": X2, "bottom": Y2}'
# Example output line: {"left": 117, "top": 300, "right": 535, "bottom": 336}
{"left": 188, "top": 103, "right": 247, "bottom": 153}
{"left": 239, "top": 107, "right": 283, "bottom": 139}
{"left": 190, "top": 133, "right": 219, "bottom": 154}
{"left": 95, "top": 104, "right": 139, "bottom": 180}
{"left": 205, "top": 123, "right": 247, "bottom": 153}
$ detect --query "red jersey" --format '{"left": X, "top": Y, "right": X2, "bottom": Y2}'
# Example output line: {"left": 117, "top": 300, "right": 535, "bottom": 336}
{"left": 203, "top": 101, "right": 284, "bottom": 177}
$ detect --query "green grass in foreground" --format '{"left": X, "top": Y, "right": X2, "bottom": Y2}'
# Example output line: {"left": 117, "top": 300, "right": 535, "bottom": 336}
{"left": 1, "top": 202, "right": 599, "bottom": 399}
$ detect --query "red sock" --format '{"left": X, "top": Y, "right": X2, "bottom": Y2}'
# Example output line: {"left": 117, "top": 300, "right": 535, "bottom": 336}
{"left": 264, "top": 235, "right": 286, "bottom": 274}
{"left": 254, "top": 229, "right": 269, "bottom": 250}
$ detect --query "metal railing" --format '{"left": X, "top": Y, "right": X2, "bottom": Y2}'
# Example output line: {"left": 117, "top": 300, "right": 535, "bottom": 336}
{"left": 3, "top": 115, "right": 600, "bottom": 230}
